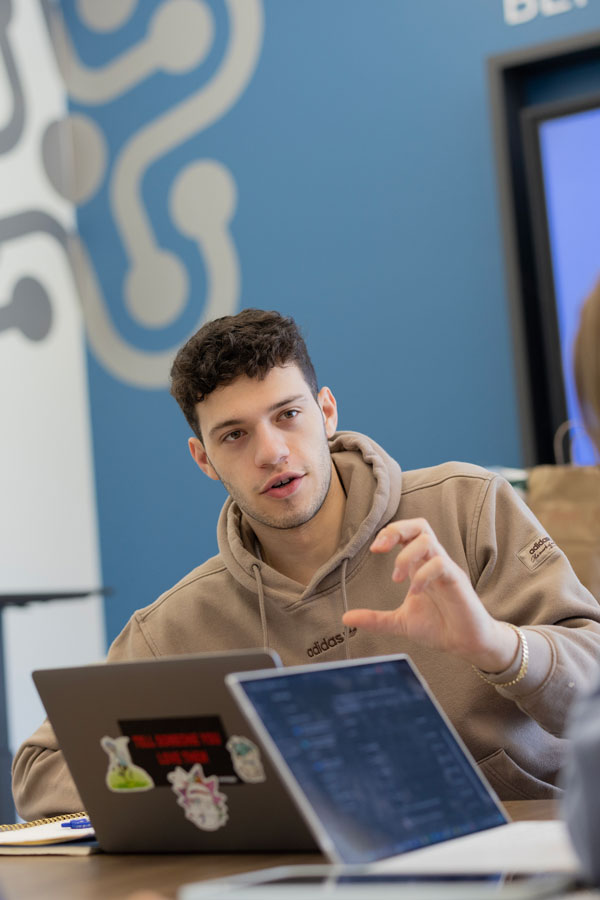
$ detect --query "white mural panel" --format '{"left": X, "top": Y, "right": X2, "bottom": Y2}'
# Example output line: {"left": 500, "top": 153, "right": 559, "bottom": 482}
{"left": 50, "top": 0, "right": 263, "bottom": 387}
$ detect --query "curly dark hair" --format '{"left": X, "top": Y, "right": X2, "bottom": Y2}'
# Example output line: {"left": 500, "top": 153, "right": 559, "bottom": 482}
{"left": 170, "top": 308, "right": 318, "bottom": 439}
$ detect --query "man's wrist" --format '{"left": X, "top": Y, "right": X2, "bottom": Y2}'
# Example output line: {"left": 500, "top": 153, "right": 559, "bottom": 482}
{"left": 473, "top": 624, "right": 529, "bottom": 688}
{"left": 465, "top": 620, "right": 520, "bottom": 674}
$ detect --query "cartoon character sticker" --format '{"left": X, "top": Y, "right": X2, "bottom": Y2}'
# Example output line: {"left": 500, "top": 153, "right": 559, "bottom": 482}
{"left": 226, "top": 735, "right": 266, "bottom": 783}
{"left": 167, "top": 763, "right": 228, "bottom": 831}
{"left": 101, "top": 735, "right": 154, "bottom": 792}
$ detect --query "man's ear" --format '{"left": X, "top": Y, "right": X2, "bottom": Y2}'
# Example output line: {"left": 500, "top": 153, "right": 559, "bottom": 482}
{"left": 188, "top": 438, "right": 220, "bottom": 481}
{"left": 317, "top": 387, "right": 338, "bottom": 439}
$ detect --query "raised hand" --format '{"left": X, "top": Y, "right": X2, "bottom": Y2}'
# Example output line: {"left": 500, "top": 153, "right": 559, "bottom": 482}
{"left": 342, "top": 518, "right": 518, "bottom": 672}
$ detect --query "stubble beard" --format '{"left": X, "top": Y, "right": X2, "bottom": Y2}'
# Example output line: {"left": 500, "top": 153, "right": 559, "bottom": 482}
{"left": 211, "top": 441, "right": 333, "bottom": 531}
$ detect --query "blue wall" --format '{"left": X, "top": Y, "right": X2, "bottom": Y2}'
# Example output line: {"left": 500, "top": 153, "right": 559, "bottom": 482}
{"left": 58, "top": 0, "right": 600, "bottom": 644}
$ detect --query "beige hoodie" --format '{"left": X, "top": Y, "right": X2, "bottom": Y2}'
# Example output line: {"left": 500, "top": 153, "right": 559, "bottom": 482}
{"left": 12, "top": 432, "right": 600, "bottom": 819}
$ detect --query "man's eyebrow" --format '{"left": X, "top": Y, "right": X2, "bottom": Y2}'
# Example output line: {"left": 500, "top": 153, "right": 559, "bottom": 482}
{"left": 208, "top": 394, "right": 308, "bottom": 438}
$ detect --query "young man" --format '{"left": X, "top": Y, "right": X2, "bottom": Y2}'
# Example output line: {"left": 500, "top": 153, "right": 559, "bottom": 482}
{"left": 12, "top": 309, "right": 600, "bottom": 819}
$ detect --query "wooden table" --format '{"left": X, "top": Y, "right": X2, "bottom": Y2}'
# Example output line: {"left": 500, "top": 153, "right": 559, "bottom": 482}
{"left": 0, "top": 801, "right": 562, "bottom": 900}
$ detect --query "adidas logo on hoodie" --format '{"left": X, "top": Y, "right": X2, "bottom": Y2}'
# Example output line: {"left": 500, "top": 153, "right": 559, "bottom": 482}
{"left": 306, "top": 627, "right": 357, "bottom": 658}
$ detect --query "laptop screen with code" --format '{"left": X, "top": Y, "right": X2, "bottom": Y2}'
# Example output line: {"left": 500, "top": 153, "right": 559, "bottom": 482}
{"left": 230, "top": 656, "right": 506, "bottom": 864}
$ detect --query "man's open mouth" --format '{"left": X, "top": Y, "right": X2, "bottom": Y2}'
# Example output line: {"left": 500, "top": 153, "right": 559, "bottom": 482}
{"left": 272, "top": 477, "right": 293, "bottom": 488}
{"left": 262, "top": 473, "right": 304, "bottom": 495}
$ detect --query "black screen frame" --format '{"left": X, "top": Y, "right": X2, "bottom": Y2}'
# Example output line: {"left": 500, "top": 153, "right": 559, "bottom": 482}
{"left": 519, "top": 90, "right": 600, "bottom": 460}
{"left": 488, "top": 31, "right": 600, "bottom": 465}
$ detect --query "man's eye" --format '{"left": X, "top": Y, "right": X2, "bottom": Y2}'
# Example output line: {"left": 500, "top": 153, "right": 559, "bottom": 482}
{"left": 281, "top": 409, "right": 298, "bottom": 420}
{"left": 223, "top": 430, "right": 243, "bottom": 443}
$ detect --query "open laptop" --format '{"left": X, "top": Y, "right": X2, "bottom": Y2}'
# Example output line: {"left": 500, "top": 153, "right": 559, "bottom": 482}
{"left": 226, "top": 654, "right": 513, "bottom": 867}
{"left": 33, "top": 649, "right": 317, "bottom": 853}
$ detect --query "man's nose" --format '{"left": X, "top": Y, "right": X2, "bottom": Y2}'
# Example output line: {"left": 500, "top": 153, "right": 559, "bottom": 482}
{"left": 254, "top": 425, "right": 289, "bottom": 467}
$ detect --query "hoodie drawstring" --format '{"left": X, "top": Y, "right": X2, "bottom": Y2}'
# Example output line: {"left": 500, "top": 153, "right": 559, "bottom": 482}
{"left": 252, "top": 558, "right": 351, "bottom": 660}
{"left": 340, "top": 557, "right": 351, "bottom": 659}
{"left": 252, "top": 563, "right": 270, "bottom": 650}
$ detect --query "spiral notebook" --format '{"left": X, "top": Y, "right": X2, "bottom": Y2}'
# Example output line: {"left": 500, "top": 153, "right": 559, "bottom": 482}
{"left": 0, "top": 812, "right": 99, "bottom": 855}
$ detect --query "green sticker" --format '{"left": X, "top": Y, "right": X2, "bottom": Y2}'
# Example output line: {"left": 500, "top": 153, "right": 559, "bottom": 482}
{"left": 101, "top": 735, "right": 155, "bottom": 792}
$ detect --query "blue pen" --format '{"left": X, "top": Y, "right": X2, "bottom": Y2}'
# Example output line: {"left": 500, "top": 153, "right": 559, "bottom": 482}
{"left": 61, "top": 818, "right": 92, "bottom": 829}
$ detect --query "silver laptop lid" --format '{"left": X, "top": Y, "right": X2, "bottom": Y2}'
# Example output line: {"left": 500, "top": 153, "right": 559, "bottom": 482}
{"left": 33, "top": 649, "right": 317, "bottom": 853}
{"left": 227, "top": 654, "right": 507, "bottom": 865}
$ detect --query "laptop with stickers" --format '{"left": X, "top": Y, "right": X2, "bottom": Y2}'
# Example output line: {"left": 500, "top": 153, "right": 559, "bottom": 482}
{"left": 32, "top": 650, "right": 317, "bottom": 853}
{"left": 226, "top": 654, "right": 511, "bottom": 867}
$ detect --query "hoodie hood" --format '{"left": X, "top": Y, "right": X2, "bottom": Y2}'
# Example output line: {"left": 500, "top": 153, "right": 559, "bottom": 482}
{"left": 217, "top": 430, "right": 402, "bottom": 607}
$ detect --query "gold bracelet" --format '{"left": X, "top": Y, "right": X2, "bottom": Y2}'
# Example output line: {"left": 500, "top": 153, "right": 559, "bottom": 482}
{"left": 473, "top": 623, "right": 529, "bottom": 687}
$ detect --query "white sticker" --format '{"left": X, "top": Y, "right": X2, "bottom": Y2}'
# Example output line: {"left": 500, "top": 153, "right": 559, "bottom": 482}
{"left": 100, "top": 735, "right": 155, "bottom": 792}
{"left": 167, "top": 763, "right": 229, "bottom": 831}
{"left": 517, "top": 535, "right": 557, "bottom": 571}
{"left": 226, "top": 734, "right": 266, "bottom": 783}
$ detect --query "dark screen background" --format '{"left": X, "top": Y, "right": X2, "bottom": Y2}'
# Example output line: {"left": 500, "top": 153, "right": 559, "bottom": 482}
{"left": 240, "top": 659, "right": 505, "bottom": 864}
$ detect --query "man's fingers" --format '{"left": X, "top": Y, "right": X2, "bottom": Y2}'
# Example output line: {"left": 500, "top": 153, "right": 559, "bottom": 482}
{"left": 410, "top": 556, "right": 464, "bottom": 594}
{"left": 392, "top": 532, "right": 439, "bottom": 583}
{"left": 409, "top": 555, "right": 454, "bottom": 594}
{"left": 342, "top": 609, "right": 403, "bottom": 634}
{"left": 370, "top": 518, "right": 433, "bottom": 553}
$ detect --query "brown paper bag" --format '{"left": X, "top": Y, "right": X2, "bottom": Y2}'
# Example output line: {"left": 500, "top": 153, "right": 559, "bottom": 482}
{"left": 526, "top": 465, "right": 600, "bottom": 603}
